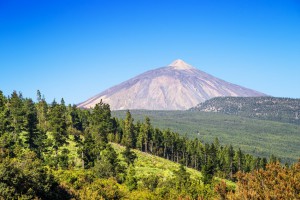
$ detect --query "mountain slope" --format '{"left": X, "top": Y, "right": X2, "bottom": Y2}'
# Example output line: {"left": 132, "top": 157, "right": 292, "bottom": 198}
{"left": 191, "top": 97, "right": 300, "bottom": 125}
{"left": 78, "top": 59, "right": 266, "bottom": 110}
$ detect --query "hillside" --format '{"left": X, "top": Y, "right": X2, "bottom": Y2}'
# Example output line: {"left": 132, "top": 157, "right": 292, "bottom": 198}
{"left": 2, "top": 90, "right": 299, "bottom": 199}
{"left": 112, "top": 143, "right": 236, "bottom": 186}
{"left": 111, "top": 143, "right": 203, "bottom": 181}
{"left": 1, "top": 90, "right": 243, "bottom": 199}
{"left": 78, "top": 59, "right": 266, "bottom": 110}
{"left": 112, "top": 110, "right": 300, "bottom": 164}
{"left": 191, "top": 96, "right": 300, "bottom": 125}
{"left": 52, "top": 141, "right": 236, "bottom": 200}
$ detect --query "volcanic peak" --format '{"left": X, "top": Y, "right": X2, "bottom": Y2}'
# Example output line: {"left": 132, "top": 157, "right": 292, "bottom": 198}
{"left": 169, "top": 59, "right": 194, "bottom": 70}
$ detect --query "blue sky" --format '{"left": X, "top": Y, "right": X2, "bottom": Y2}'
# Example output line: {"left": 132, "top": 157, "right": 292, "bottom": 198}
{"left": 0, "top": 0, "right": 299, "bottom": 104}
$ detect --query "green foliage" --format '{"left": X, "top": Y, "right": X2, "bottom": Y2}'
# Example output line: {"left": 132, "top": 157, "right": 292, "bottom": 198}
{"left": 58, "top": 148, "right": 70, "bottom": 169}
{"left": 36, "top": 91, "right": 49, "bottom": 133}
{"left": 202, "top": 164, "right": 213, "bottom": 184}
{"left": 121, "top": 110, "right": 136, "bottom": 148}
{"left": 0, "top": 132, "right": 15, "bottom": 158}
{"left": 23, "top": 98, "right": 39, "bottom": 150}
{"left": 0, "top": 91, "right": 8, "bottom": 135}
{"left": 139, "top": 175, "right": 159, "bottom": 191}
{"left": 111, "top": 143, "right": 202, "bottom": 181}
{"left": 7, "top": 91, "right": 25, "bottom": 136}
{"left": 125, "top": 165, "right": 137, "bottom": 191}
{"left": 81, "top": 132, "right": 97, "bottom": 169}
{"left": 174, "top": 164, "right": 191, "bottom": 191}
{"left": 1, "top": 90, "right": 297, "bottom": 199}
{"left": 113, "top": 143, "right": 220, "bottom": 199}
{"left": 0, "top": 150, "right": 71, "bottom": 199}
{"left": 89, "top": 100, "right": 112, "bottom": 149}
{"left": 113, "top": 110, "right": 300, "bottom": 163}
{"left": 121, "top": 145, "right": 137, "bottom": 166}
{"left": 93, "top": 144, "right": 124, "bottom": 180}
{"left": 78, "top": 178, "right": 127, "bottom": 200}
{"left": 48, "top": 99, "right": 68, "bottom": 149}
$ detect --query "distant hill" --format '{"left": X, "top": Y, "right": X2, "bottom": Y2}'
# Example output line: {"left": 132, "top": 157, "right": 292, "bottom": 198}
{"left": 112, "top": 110, "right": 300, "bottom": 164}
{"left": 78, "top": 59, "right": 266, "bottom": 110}
{"left": 191, "top": 97, "right": 300, "bottom": 125}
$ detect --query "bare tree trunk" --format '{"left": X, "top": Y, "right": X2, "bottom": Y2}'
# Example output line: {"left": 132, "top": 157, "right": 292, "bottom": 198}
{"left": 171, "top": 145, "right": 174, "bottom": 161}
{"left": 230, "top": 158, "right": 233, "bottom": 180}
{"left": 185, "top": 153, "right": 188, "bottom": 167}
{"left": 82, "top": 151, "right": 85, "bottom": 169}
{"left": 150, "top": 141, "right": 153, "bottom": 153}
{"left": 144, "top": 140, "right": 148, "bottom": 153}
{"left": 195, "top": 155, "right": 197, "bottom": 169}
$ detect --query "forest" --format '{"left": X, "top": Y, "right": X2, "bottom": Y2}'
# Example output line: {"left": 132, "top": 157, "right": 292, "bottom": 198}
{"left": 113, "top": 109, "right": 300, "bottom": 164}
{"left": 0, "top": 90, "right": 299, "bottom": 199}
{"left": 192, "top": 96, "right": 300, "bottom": 125}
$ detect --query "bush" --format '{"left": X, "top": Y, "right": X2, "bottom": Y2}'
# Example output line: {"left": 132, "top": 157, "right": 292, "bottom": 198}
{"left": 0, "top": 150, "right": 71, "bottom": 199}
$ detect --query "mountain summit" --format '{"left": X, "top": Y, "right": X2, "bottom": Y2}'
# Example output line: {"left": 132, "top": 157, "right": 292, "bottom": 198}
{"left": 169, "top": 59, "right": 194, "bottom": 70}
{"left": 78, "top": 60, "right": 266, "bottom": 110}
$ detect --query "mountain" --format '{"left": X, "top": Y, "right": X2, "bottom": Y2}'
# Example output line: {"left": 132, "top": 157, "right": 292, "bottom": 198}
{"left": 191, "top": 96, "right": 300, "bottom": 125}
{"left": 78, "top": 59, "right": 266, "bottom": 110}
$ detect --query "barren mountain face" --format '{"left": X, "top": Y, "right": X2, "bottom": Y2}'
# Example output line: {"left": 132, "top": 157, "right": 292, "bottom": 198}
{"left": 78, "top": 59, "right": 266, "bottom": 110}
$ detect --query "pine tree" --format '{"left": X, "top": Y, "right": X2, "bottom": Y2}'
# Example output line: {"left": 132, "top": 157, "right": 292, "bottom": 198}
{"left": 136, "top": 126, "right": 145, "bottom": 152}
{"left": 67, "top": 105, "right": 83, "bottom": 142}
{"left": 8, "top": 91, "right": 25, "bottom": 138}
{"left": 140, "top": 117, "right": 152, "bottom": 153}
{"left": 93, "top": 144, "right": 123, "bottom": 178}
{"left": 48, "top": 99, "right": 68, "bottom": 164}
{"left": 125, "top": 165, "right": 137, "bottom": 191}
{"left": 163, "top": 129, "right": 172, "bottom": 159}
{"left": 89, "top": 100, "right": 112, "bottom": 150}
{"left": 80, "top": 131, "right": 97, "bottom": 169}
{"left": 23, "top": 98, "right": 39, "bottom": 150}
{"left": 122, "top": 145, "right": 137, "bottom": 166}
{"left": 0, "top": 91, "right": 8, "bottom": 134}
{"left": 121, "top": 111, "right": 135, "bottom": 148}
{"left": 152, "top": 128, "right": 163, "bottom": 156}
{"left": 174, "top": 164, "right": 191, "bottom": 191}
{"left": 36, "top": 90, "right": 48, "bottom": 133}
{"left": 201, "top": 143, "right": 214, "bottom": 184}
{"left": 227, "top": 145, "right": 235, "bottom": 180}
{"left": 234, "top": 148, "right": 244, "bottom": 172}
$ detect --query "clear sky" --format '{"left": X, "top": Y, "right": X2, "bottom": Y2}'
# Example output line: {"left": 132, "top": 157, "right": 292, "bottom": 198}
{"left": 0, "top": 0, "right": 299, "bottom": 104}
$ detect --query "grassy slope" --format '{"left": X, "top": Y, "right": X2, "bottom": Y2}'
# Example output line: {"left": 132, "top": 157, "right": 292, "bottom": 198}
{"left": 42, "top": 132, "right": 207, "bottom": 182}
{"left": 112, "top": 143, "right": 201, "bottom": 180}
{"left": 112, "top": 110, "right": 300, "bottom": 164}
{"left": 45, "top": 132, "right": 203, "bottom": 181}
{"left": 111, "top": 143, "right": 235, "bottom": 189}
{"left": 52, "top": 141, "right": 235, "bottom": 198}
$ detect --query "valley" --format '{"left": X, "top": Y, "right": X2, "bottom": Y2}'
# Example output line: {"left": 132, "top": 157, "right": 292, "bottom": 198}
{"left": 113, "top": 110, "right": 300, "bottom": 164}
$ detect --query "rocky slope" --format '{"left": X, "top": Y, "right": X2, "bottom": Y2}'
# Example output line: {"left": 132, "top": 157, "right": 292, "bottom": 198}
{"left": 78, "top": 59, "right": 266, "bottom": 110}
